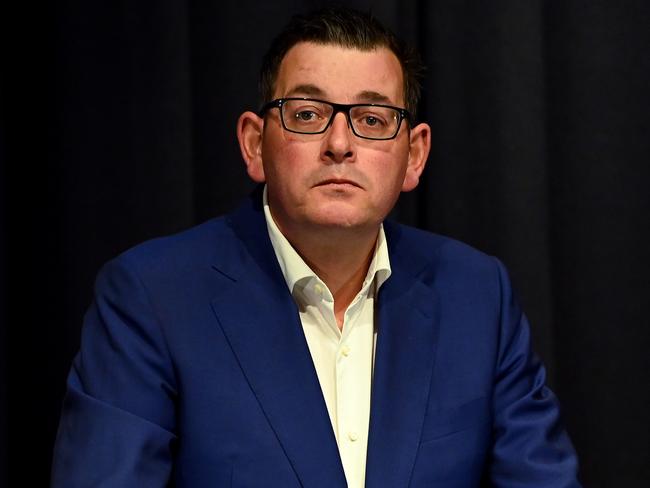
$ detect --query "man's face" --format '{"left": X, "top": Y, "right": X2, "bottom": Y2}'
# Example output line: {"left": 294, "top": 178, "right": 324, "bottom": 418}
{"left": 241, "top": 42, "right": 429, "bottom": 238}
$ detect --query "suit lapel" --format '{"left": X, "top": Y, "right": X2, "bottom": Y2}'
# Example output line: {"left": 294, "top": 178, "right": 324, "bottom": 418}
{"left": 210, "top": 193, "right": 347, "bottom": 488}
{"left": 365, "top": 224, "right": 440, "bottom": 488}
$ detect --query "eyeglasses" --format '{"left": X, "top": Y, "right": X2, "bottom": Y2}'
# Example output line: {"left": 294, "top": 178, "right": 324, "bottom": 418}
{"left": 260, "top": 98, "right": 412, "bottom": 140}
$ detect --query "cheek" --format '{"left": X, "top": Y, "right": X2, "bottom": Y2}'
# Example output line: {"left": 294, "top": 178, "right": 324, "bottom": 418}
{"left": 262, "top": 136, "right": 318, "bottom": 186}
{"left": 362, "top": 147, "right": 409, "bottom": 189}
{"left": 263, "top": 142, "right": 313, "bottom": 194}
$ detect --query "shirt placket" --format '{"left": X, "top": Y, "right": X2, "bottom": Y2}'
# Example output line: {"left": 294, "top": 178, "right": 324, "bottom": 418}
{"left": 335, "top": 288, "right": 372, "bottom": 488}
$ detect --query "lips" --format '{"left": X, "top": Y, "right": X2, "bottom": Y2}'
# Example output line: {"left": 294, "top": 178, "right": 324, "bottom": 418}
{"left": 315, "top": 178, "right": 362, "bottom": 188}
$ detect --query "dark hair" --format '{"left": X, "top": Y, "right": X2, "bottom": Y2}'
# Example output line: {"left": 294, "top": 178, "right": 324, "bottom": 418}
{"left": 259, "top": 7, "right": 424, "bottom": 118}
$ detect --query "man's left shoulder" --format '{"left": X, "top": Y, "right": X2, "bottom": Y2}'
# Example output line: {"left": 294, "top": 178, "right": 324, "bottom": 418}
{"left": 384, "top": 220, "right": 499, "bottom": 279}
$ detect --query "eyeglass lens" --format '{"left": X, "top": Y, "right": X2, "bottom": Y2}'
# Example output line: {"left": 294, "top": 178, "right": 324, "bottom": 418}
{"left": 281, "top": 99, "right": 400, "bottom": 139}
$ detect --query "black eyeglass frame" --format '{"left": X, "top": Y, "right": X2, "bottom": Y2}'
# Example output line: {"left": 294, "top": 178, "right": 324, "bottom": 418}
{"left": 259, "top": 97, "right": 413, "bottom": 141}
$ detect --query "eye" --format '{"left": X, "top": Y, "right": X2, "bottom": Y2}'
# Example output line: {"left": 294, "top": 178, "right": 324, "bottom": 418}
{"left": 295, "top": 110, "right": 318, "bottom": 122}
{"left": 363, "top": 115, "right": 383, "bottom": 127}
{"left": 357, "top": 113, "right": 388, "bottom": 128}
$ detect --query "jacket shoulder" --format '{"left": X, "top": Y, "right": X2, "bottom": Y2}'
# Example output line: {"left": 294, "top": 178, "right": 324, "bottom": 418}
{"left": 109, "top": 217, "right": 235, "bottom": 276}
{"left": 385, "top": 221, "right": 498, "bottom": 277}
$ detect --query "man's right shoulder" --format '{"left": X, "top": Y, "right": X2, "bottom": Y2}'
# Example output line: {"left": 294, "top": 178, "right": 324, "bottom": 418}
{"left": 102, "top": 216, "right": 239, "bottom": 283}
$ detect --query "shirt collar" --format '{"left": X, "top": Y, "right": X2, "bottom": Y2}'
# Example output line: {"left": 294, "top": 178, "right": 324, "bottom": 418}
{"left": 262, "top": 185, "right": 391, "bottom": 298}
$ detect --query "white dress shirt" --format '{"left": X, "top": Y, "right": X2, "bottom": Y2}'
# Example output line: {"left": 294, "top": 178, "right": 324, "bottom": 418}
{"left": 263, "top": 186, "right": 391, "bottom": 488}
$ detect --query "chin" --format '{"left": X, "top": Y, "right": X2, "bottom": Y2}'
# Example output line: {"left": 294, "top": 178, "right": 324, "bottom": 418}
{"left": 293, "top": 197, "right": 381, "bottom": 231}
{"left": 306, "top": 208, "right": 375, "bottom": 230}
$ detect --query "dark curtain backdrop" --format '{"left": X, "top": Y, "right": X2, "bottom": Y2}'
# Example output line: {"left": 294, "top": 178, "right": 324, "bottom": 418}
{"left": 2, "top": 1, "right": 649, "bottom": 486}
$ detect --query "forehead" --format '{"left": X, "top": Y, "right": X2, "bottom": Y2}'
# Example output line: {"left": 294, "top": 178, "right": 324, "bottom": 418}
{"left": 274, "top": 42, "right": 404, "bottom": 105}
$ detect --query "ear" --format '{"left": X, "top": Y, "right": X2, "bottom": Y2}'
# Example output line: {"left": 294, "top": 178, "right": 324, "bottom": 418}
{"left": 237, "top": 111, "right": 266, "bottom": 183}
{"left": 402, "top": 122, "right": 431, "bottom": 192}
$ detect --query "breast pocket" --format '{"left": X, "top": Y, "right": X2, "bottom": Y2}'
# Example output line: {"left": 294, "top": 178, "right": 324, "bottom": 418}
{"left": 420, "top": 396, "right": 490, "bottom": 443}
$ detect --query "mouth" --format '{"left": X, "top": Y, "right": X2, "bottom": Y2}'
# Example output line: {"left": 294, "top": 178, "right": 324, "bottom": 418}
{"left": 315, "top": 178, "right": 362, "bottom": 189}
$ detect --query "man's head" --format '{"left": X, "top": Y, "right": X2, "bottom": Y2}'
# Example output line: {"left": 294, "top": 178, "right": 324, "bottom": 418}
{"left": 237, "top": 7, "right": 431, "bottom": 241}
{"left": 259, "top": 7, "right": 424, "bottom": 117}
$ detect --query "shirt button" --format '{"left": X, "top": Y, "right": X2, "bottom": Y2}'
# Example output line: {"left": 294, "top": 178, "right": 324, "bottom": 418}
{"left": 348, "top": 431, "right": 358, "bottom": 442}
{"left": 314, "top": 283, "right": 323, "bottom": 295}
{"left": 341, "top": 344, "right": 351, "bottom": 357}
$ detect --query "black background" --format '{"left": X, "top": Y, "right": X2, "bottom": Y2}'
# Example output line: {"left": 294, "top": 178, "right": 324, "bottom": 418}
{"left": 2, "top": 1, "right": 649, "bottom": 486}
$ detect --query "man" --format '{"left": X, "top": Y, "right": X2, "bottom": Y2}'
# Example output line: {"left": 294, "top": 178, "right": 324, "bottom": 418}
{"left": 51, "top": 7, "right": 581, "bottom": 487}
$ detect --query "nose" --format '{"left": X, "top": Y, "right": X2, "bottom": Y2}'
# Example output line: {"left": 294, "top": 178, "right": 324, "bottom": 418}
{"left": 321, "top": 112, "right": 355, "bottom": 163}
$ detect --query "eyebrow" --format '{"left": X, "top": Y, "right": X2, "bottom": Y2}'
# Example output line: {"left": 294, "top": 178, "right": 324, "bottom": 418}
{"left": 355, "top": 90, "right": 393, "bottom": 104}
{"left": 284, "top": 84, "right": 326, "bottom": 98}
{"left": 283, "top": 85, "right": 394, "bottom": 105}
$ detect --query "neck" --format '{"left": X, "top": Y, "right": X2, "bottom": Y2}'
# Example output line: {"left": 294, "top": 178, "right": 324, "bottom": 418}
{"left": 276, "top": 219, "right": 379, "bottom": 329}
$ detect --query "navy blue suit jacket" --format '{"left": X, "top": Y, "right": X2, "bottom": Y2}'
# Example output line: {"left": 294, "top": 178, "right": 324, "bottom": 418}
{"left": 52, "top": 193, "right": 580, "bottom": 487}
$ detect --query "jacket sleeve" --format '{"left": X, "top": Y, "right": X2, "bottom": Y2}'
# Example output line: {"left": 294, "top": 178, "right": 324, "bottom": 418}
{"left": 51, "top": 254, "right": 177, "bottom": 488}
{"left": 488, "top": 257, "right": 581, "bottom": 487}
